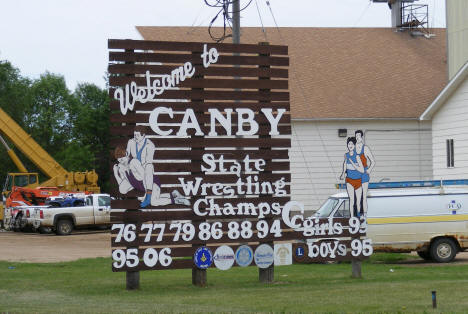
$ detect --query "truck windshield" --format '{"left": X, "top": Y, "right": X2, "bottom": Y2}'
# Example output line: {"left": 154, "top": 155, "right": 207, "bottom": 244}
{"left": 314, "top": 198, "right": 339, "bottom": 218}
{"left": 14, "top": 175, "right": 29, "bottom": 187}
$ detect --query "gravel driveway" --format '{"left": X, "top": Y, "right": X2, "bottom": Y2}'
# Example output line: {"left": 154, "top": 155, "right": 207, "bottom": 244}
{"left": 0, "top": 230, "right": 110, "bottom": 263}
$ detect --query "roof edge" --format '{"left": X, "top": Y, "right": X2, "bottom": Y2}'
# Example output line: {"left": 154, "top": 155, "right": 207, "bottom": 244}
{"left": 292, "top": 117, "right": 420, "bottom": 122}
{"left": 135, "top": 26, "right": 144, "bottom": 40}
{"left": 136, "top": 26, "right": 446, "bottom": 30}
{"left": 420, "top": 61, "right": 468, "bottom": 120}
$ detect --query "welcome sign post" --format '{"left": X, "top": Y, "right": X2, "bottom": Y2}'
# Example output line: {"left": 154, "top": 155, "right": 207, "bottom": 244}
{"left": 108, "top": 39, "right": 371, "bottom": 290}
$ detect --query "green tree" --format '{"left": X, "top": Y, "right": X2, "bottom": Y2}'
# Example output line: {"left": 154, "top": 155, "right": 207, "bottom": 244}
{"left": 69, "top": 83, "right": 110, "bottom": 190}
{"left": 0, "top": 60, "right": 110, "bottom": 192}
{"left": 0, "top": 61, "right": 32, "bottom": 126}
{"left": 27, "top": 72, "right": 71, "bottom": 153}
{"left": 0, "top": 61, "right": 35, "bottom": 186}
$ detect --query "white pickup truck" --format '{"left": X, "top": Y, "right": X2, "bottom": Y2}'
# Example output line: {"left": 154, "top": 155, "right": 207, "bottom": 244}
{"left": 31, "top": 194, "right": 111, "bottom": 235}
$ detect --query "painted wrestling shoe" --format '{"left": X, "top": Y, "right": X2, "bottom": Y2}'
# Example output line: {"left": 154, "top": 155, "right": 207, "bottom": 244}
{"left": 140, "top": 194, "right": 151, "bottom": 208}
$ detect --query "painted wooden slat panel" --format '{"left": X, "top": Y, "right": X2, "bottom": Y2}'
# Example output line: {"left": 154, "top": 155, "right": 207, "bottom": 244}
{"left": 108, "top": 39, "right": 288, "bottom": 55}
{"left": 109, "top": 100, "right": 290, "bottom": 111}
{"left": 109, "top": 51, "right": 289, "bottom": 66}
{"left": 108, "top": 64, "right": 289, "bottom": 78}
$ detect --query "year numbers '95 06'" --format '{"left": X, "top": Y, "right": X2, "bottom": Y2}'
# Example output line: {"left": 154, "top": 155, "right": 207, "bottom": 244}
{"left": 112, "top": 248, "right": 172, "bottom": 269}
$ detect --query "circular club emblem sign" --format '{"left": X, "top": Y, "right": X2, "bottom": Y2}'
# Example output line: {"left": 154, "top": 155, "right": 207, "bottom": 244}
{"left": 213, "top": 245, "right": 235, "bottom": 270}
{"left": 293, "top": 243, "right": 308, "bottom": 263}
{"left": 254, "top": 244, "right": 274, "bottom": 269}
{"left": 194, "top": 247, "right": 213, "bottom": 269}
{"left": 235, "top": 245, "right": 253, "bottom": 267}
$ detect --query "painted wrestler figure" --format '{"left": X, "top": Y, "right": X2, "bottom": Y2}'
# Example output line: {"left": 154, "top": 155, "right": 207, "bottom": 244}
{"left": 125, "top": 125, "right": 156, "bottom": 207}
{"left": 340, "top": 137, "right": 365, "bottom": 217}
{"left": 355, "top": 130, "right": 375, "bottom": 216}
{"left": 113, "top": 125, "right": 189, "bottom": 208}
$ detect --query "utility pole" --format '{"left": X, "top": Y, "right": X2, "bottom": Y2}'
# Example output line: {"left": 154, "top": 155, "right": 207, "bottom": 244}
{"left": 232, "top": 0, "right": 240, "bottom": 44}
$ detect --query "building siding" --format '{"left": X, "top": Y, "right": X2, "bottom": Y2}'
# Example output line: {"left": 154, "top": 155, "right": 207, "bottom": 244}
{"left": 291, "top": 120, "right": 433, "bottom": 211}
{"left": 432, "top": 78, "right": 468, "bottom": 179}
{"left": 447, "top": 0, "right": 468, "bottom": 80}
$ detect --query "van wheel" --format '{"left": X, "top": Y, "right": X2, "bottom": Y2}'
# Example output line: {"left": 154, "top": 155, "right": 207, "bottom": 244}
{"left": 56, "top": 219, "right": 73, "bottom": 235}
{"left": 430, "top": 238, "right": 457, "bottom": 263}
{"left": 417, "top": 251, "right": 431, "bottom": 261}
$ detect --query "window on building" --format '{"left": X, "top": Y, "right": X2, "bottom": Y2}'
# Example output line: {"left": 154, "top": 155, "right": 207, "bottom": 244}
{"left": 446, "top": 139, "right": 454, "bottom": 168}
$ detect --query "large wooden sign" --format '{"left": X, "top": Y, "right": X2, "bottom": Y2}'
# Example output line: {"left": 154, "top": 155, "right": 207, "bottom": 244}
{"left": 108, "top": 39, "right": 370, "bottom": 276}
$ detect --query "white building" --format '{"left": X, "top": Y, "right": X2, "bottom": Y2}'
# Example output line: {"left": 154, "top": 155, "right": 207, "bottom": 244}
{"left": 418, "top": 0, "right": 468, "bottom": 182}
{"left": 420, "top": 62, "right": 468, "bottom": 180}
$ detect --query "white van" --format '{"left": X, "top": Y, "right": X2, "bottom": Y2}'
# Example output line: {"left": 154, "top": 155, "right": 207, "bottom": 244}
{"left": 313, "top": 186, "right": 468, "bottom": 262}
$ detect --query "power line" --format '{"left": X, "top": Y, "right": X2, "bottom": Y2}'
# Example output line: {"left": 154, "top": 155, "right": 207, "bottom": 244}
{"left": 264, "top": 0, "right": 340, "bottom": 205}
{"left": 255, "top": 0, "right": 268, "bottom": 42}
{"left": 204, "top": 0, "right": 253, "bottom": 42}
{"left": 186, "top": 3, "right": 207, "bottom": 35}
{"left": 353, "top": 1, "right": 372, "bottom": 27}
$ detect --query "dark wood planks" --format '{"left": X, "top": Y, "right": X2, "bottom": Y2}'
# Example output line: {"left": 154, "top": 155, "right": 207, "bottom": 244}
{"left": 108, "top": 39, "right": 288, "bottom": 55}
{"left": 110, "top": 137, "right": 291, "bottom": 148}
{"left": 108, "top": 64, "right": 289, "bottom": 78}
{"left": 108, "top": 88, "right": 289, "bottom": 101}
{"left": 109, "top": 111, "right": 290, "bottom": 124}
{"left": 109, "top": 77, "right": 288, "bottom": 90}
{"left": 109, "top": 39, "right": 293, "bottom": 271}
{"left": 109, "top": 100, "right": 290, "bottom": 112}
{"left": 110, "top": 125, "right": 292, "bottom": 136}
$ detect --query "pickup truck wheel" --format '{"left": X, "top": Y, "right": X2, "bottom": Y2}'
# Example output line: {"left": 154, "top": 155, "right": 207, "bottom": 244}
{"left": 39, "top": 226, "right": 52, "bottom": 234}
{"left": 430, "top": 238, "right": 457, "bottom": 263}
{"left": 417, "top": 251, "right": 431, "bottom": 261}
{"left": 56, "top": 219, "right": 73, "bottom": 235}
{"left": 12, "top": 218, "right": 21, "bottom": 232}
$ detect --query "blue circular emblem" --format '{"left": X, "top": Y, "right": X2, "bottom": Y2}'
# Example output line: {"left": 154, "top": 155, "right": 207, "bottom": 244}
{"left": 296, "top": 246, "right": 305, "bottom": 258}
{"left": 235, "top": 245, "right": 253, "bottom": 267}
{"left": 194, "top": 247, "right": 213, "bottom": 269}
{"left": 293, "top": 243, "right": 307, "bottom": 263}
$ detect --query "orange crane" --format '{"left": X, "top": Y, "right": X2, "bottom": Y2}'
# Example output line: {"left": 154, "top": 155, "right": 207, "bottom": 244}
{"left": 0, "top": 107, "right": 100, "bottom": 224}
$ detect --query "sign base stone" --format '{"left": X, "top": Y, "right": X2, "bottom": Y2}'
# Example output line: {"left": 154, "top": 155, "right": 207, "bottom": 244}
{"left": 126, "top": 271, "right": 140, "bottom": 290}
{"left": 192, "top": 267, "right": 207, "bottom": 287}
{"left": 259, "top": 265, "right": 274, "bottom": 283}
{"left": 351, "top": 260, "right": 362, "bottom": 278}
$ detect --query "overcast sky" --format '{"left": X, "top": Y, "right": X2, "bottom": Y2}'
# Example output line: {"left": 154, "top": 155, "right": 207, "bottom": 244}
{"left": 0, "top": 0, "right": 446, "bottom": 90}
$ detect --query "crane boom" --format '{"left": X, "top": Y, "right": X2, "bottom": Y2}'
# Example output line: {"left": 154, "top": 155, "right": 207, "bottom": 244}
{"left": 0, "top": 107, "right": 99, "bottom": 227}
{"left": 0, "top": 134, "right": 28, "bottom": 173}
{"left": 0, "top": 107, "right": 99, "bottom": 193}
{"left": 0, "top": 107, "right": 67, "bottom": 178}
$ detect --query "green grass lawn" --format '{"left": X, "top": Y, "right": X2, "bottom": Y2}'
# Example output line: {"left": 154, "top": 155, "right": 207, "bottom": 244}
{"left": 1, "top": 253, "right": 467, "bottom": 313}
